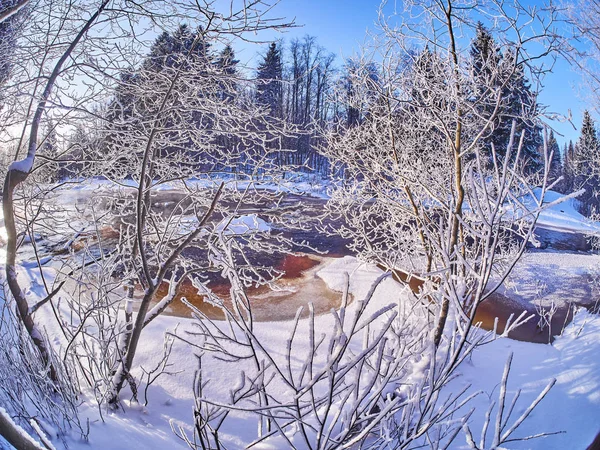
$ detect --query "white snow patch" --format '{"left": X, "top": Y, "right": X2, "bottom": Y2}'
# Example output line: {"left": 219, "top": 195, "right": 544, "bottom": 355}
{"left": 8, "top": 155, "right": 34, "bottom": 173}
{"left": 447, "top": 309, "right": 600, "bottom": 449}
{"left": 534, "top": 189, "right": 600, "bottom": 234}
{"left": 217, "top": 214, "right": 271, "bottom": 235}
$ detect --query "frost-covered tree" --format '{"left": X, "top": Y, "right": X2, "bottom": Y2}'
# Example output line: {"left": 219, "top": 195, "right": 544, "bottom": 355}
{"left": 340, "top": 58, "right": 380, "bottom": 128}
{"left": 470, "top": 23, "right": 543, "bottom": 173}
{"left": 0, "top": 0, "right": 295, "bottom": 429}
{"left": 318, "top": 1, "right": 572, "bottom": 446}
{"left": 470, "top": 22, "right": 505, "bottom": 157}
{"left": 562, "top": 139, "right": 576, "bottom": 193}
{"left": 0, "top": 0, "right": 28, "bottom": 86}
{"left": 548, "top": 129, "right": 562, "bottom": 185}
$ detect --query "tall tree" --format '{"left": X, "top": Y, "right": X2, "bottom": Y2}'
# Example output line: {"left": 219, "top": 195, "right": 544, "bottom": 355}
{"left": 343, "top": 58, "right": 380, "bottom": 128}
{"left": 503, "top": 53, "right": 543, "bottom": 173}
{"left": 256, "top": 42, "right": 283, "bottom": 118}
{"left": 573, "top": 110, "right": 600, "bottom": 214}
{"left": 469, "top": 26, "right": 543, "bottom": 173}
{"left": 215, "top": 44, "right": 239, "bottom": 102}
{"left": 563, "top": 140, "right": 575, "bottom": 193}
{"left": 0, "top": 0, "right": 27, "bottom": 85}
{"left": 470, "top": 23, "right": 506, "bottom": 158}
{"left": 547, "top": 129, "right": 562, "bottom": 185}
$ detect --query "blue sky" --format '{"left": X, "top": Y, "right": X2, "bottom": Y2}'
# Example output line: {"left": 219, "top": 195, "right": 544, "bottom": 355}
{"left": 234, "top": 0, "right": 587, "bottom": 148}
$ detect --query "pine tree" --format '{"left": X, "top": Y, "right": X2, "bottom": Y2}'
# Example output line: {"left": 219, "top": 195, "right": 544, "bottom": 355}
{"left": 215, "top": 45, "right": 238, "bottom": 102}
{"left": 256, "top": 42, "right": 283, "bottom": 118}
{"left": 40, "top": 120, "right": 59, "bottom": 181}
{"left": 145, "top": 24, "right": 210, "bottom": 72}
{"left": 503, "top": 54, "right": 543, "bottom": 174}
{"left": 216, "top": 45, "right": 238, "bottom": 75}
{"left": 562, "top": 140, "right": 575, "bottom": 194}
{"left": 574, "top": 110, "right": 598, "bottom": 176}
{"left": 343, "top": 59, "right": 380, "bottom": 127}
{"left": 470, "top": 23, "right": 508, "bottom": 159}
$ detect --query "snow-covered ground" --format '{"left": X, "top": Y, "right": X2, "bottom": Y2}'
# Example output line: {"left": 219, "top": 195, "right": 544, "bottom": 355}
{"left": 7, "top": 255, "right": 597, "bottom": 449}
{"left": 535, "top": 189, "right": 600, "bottom": 235}
{"left": 498, "top": 250, "right": 598, "bottom": 311}
{"left": 448, "top": 309, "right": 600, "bottom": 449}
{"left": 3, "top": 184, "right": 600, "bottom": 449}
{"left": 68, "top": 174, "right": 335, "bottom": 199}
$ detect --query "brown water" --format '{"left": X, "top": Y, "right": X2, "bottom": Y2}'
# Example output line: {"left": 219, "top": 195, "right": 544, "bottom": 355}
{"left": 61, "top": 191, "right": 596, "bottom": 343}
{"left": 380, "top": 264, "right": 588, "bottom": 344}
{"left": 145, "top": 254, "right": 348, "bottom": 322}
{"left": 475, "top": 291, "right": 576, "bottom": 344}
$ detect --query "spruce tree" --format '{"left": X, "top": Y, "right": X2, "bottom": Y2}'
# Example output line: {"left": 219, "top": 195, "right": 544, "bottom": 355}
{"left": 256, "top": 42, "right": 283, "bottom": 118}
{"left": 145, "top": 24, "right": 210, "bottom": 72}
{"left": 216, "top": 45, "right": 238, "bottom": 75}
{"left": 470, "top": 23, "right": 506, "bottom": 157}
{"left": 547, "top": 130, "right": 562, "bottom": 185}
{"left": 216, "top": 45, "right": 239, "bottom": 102}
{"left": 563, "top": 140, "right": 575, "bottom": 194}
{"left": 574, "top": 110, "right": 598, "bottom": 175}
{"left": 502, "top": 54, "right": 543, "bottom": 174}
{"left": 469, "top": 27, "right": 543, "bottom": 173}
{"left": 574, "top": 110, "right": 600, "bottom": 214}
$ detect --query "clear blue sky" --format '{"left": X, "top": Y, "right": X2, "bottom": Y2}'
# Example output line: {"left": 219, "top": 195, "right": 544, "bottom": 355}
{"left": 234, "top": 0, "right": 587, "bottom": 149}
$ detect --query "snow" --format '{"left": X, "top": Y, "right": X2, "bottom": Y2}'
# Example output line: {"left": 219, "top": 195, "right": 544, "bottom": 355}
{"left": 535, "top": 189, "right": 600, "bottom": 234}
{"left": 42, "top": 255, "right": 600, "bottom": 450}
{"left": 216, "top": 213, "right": 271, "bottom": 235}
{"left": 4, "top": 182, "right": 600, "bottom": 449}
{"left": 65, "top": 173, "right": 334, "bottom": 199}
{"left": 0, "top": 407, "right": 45, "bottom": 449}
{"left": 55, "top": 253, "right": 600, "bottom": 449}
{"left": 447, "top": 309, "right": 600, "bottom": 449}
{"left": 8, "top": 155, "right": 34, "bottom": 174}
{"left": 497, "top": 250, "right": 599, "bottom": 311}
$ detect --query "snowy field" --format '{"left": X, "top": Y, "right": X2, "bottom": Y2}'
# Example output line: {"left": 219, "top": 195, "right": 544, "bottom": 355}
{"left": 5, "top": 253, "right": 600, "bottom": 449}
{"left": 45, "top": 259, "right": 600, "bottom": 448}
{"left": 2, "top": 185, "right": 600, "bottom": 449}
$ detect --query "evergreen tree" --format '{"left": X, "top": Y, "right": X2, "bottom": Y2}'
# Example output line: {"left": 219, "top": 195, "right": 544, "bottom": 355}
{"left": 547, "top": 130, "right": 562, "bottom": 185}
{"left": 470, "top": 23, "right": 508, "bottom": 158}
{"left": 145, "top": 24, "right": 210, "bottom": 72}
{"left": 469, "top": 27, "right": 543, "bottom": 173}
{"left": 256, "top": 42, "right": 283, "bottom": 118}
{"left": 574, "top": 110, "right": 600, "bottom": 214}
{"left": 562, "top": 140, "right": 575, "bottom": 194}
{"left": 216, "top": 45, "right": 238, "bottom": 75}
{"left": 103, "top": 24, "right": 218, "bottom": 177}
{"left": 574, "top": 110, "right": 598, "bottom": 177}
{"left": 343, "top": 59, "right": 380, "bottom": 128}
{"left": 411, "top": 46, "right": 445, "bottom": 111}
{"left": 40, "top": 120, "right": 57, "bottom": 160}
{"left": 215, "top": 45, "right": 239, "bottom": 102}
{"left": 471, "top": 22, "right": 502, "bottom": 83}
{"left": 503, "top": 53, "right": 543, "bottom": 173}
{"left": 40, "top": 120, "right": 59, "bottom": 181}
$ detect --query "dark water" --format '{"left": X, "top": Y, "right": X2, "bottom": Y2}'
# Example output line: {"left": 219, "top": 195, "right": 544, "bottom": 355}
{"left": 62, "top": 190, "right": 599, "bottom": 342}
{"left": 532, "top": 227, "right": 592, "bottom": 252}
